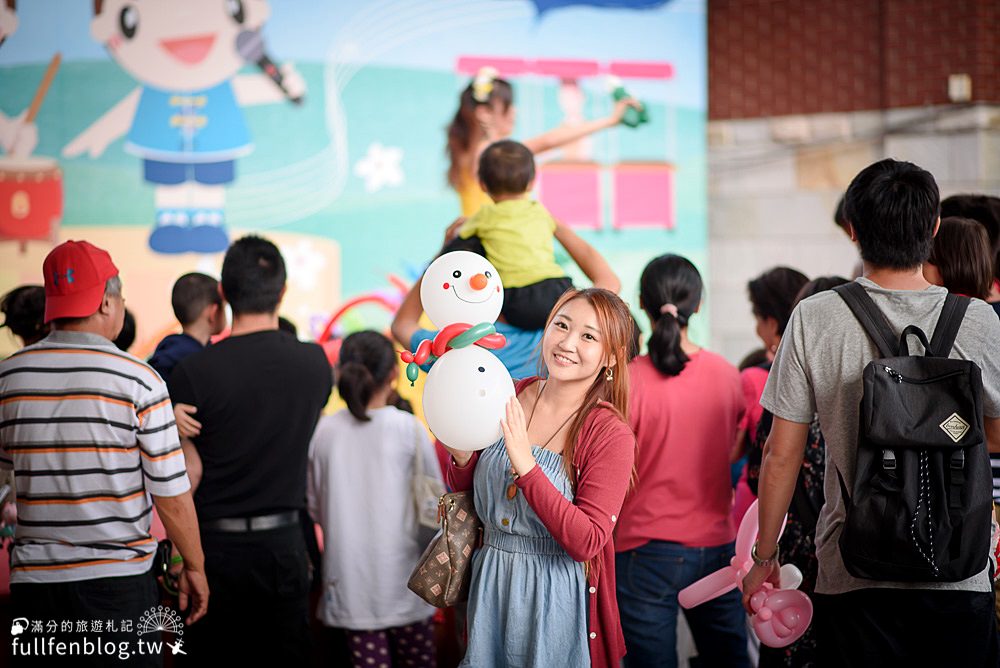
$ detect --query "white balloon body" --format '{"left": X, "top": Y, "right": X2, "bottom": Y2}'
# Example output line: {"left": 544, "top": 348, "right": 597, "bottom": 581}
{"left": 420, "top": 251, "right": 504, "bottom": 329}
{"left": 423, "top": 346, "right": 515, "bottom": 451}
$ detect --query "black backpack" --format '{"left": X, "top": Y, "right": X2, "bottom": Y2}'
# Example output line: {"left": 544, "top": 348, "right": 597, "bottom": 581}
{"left": 834, "top": 282, "right": 992, "bottom": 582}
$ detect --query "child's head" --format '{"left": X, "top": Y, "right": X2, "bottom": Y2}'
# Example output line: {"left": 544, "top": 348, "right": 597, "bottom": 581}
{"left": 638, "top": 254, "right": 703, "bottom": 377}
{"left": 337, "top": 330, "right": 399, "bottom": 422}
{"left": 171, "top": 272, "right": 225, "bottom": 334}
{"left": 478, "top": 140, "right": 535, "bottom": 199}
{"left": 747, "top": 267, "right": 809, "bottom": 348}
{"left": 844, "top": 159, "right": 940, "bottom": 270}
{"left": 924, "top": 217, "right": 994, "bottom": 300}
{"left": 0, "top": 284, "right": 47, "bottom": 347}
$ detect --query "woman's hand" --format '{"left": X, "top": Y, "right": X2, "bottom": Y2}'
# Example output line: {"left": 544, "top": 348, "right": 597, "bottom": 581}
{"left": 444, "top": 217, "right": 466, "bottom": 245}
{"left": 501, "top": 396, "right": 536, "bottom": 477}
{"left": 609, "top": 97, "right": 642, "bottom": 125}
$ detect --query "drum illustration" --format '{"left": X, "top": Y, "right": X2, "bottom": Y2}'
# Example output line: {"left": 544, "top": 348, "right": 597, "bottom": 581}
{"left": 0, "top": 156, "right": 63, "bottom": 248}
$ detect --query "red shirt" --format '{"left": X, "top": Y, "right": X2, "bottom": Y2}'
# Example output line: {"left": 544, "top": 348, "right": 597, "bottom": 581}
{"left": 447, "top": 377, "right": 636, "bottom": 668}
{"left": 615, "top": 352, "right": 745, "bottom": 551}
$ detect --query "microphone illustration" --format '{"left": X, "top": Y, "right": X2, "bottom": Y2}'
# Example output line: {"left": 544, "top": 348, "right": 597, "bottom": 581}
{"left": 236, "top": 30, "right": 303, "bottom": 105}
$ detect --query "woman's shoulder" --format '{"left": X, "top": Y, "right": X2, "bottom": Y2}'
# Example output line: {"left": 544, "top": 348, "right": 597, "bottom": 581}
{"left": 514, "top": 376, "right": 542, "bottom": 394}
{"left": 583, "top": 401, "right": 635, "bottom": 444}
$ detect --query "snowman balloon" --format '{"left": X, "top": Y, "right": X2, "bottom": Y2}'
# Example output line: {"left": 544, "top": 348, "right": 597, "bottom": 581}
{"left": 402, "top": 251, "right": 515, "bottom": 451}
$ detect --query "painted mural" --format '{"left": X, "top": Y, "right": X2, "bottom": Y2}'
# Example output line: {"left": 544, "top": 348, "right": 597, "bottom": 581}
{"left": 0, "top": 0, "right": 706, "bottom": 358}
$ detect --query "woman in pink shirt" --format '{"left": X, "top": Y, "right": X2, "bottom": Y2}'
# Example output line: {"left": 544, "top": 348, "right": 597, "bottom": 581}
{"left": 615, "top": 254, "right": 749, "bottom": 668}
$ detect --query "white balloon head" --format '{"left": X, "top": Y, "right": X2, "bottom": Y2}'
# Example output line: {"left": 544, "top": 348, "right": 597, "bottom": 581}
{"left": 420, "top": 251, "right": 504, "bottom": 329}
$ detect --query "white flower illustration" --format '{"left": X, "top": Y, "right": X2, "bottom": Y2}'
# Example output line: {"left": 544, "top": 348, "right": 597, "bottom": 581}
{"left": 354, "top": 142, "right": 404, "bottom": 193}
{"left": 282, "top": 240, "right": 327, "bottom": 291}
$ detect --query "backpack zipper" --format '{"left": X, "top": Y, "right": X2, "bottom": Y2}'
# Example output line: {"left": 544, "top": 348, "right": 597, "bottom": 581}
{"left": 882, "top": 366, "right": 964, "bottom": 384}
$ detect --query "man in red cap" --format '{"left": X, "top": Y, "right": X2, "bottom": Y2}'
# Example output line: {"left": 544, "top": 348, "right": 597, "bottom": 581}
{"left": 0, "top": 240, "right": 208, "bottom": 665}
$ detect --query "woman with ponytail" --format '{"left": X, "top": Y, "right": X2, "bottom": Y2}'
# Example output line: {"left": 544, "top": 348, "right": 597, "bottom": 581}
{"left": 306, "top": 331, "right": 441, "bottom": 668}
{"left": 615, "top": 255, "right": 750, "bottom": 668}
{"left": 446, "top": 66, "right": 641, "bottom": 217}
{"left": 444, "top": 288, "right": 636, "bottom": 668}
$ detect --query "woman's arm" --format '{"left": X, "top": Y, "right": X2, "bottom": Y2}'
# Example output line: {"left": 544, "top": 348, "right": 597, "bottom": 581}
{"left": 391, "top": 278, "right": 423, "bottom": 350}
{"left": 444, "top": 446, "right": 480, "bottom": 491}
{"left": 522, "top": 99, "right": 639, "bottom": 156}
{"left": 516, "top": 411, "right": 635, "bottom": 562}
{"left": 554, "top": 223, "right": 620, "bottom": 293}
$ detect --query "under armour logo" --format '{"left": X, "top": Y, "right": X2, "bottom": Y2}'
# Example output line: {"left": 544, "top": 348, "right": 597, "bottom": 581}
{"left": 52, "top": 269, "right": 74, "bottom": 287}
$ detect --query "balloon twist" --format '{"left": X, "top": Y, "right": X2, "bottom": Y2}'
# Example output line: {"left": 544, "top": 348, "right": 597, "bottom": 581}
{"left": 400, "top": 322, "right": 506, "bottom": 385}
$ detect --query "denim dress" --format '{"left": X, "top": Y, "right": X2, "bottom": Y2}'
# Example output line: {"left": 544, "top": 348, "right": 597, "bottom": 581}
{"left": 460, "top": 440, "right": 590, "bottom": 667}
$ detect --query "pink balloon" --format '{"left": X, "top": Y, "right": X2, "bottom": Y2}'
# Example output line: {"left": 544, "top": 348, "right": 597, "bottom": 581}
{"left": 677, "top": 500, "right": 814, "bottom": 648}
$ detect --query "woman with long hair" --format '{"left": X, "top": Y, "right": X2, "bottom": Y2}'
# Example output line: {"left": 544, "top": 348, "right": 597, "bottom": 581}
{"left": 614, "top": 254, "right": 750, "bottom": 668}
{"left": 446, "top": 67, "right": 640, "bottom": 217}
{"left": 445, "top": 288, "right": 637, "bottom": 667}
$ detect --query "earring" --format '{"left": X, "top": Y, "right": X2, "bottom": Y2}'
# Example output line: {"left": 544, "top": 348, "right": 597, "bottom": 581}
{"left": 605, "top": 366, "right": 614, "bottom": 382}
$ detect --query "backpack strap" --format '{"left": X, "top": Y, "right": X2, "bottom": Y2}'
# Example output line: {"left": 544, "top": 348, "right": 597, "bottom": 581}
{"left": 928, "top": 293, "right": 971, "bottom": 359}
{"left": 833, "top": 282, "right": 899, "bottom": 358}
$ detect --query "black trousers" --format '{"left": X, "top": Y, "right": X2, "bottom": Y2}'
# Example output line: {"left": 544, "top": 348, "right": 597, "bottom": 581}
{"left": 179, "top": 524, "right": 311, "bottom": 666}
{"left": 10, "top": 567, "right": 161, "bottom": 667}
{"left": 814, "top": 588, "right": 1000, "bottom": 667}
{"left": 503, "top": 277, "right": 574, "bottom": 330}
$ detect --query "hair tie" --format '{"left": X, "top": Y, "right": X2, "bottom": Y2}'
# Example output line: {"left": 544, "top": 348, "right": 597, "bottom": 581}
{"left": 659, "top": 303, "right": 679, "bottom": 318}
{"left": 472, "top": 66, "right": 498, "bottom": 103}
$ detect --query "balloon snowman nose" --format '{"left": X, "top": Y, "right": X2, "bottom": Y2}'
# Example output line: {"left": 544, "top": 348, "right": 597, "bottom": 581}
{"left": 470, "top": 273, "right": 488, "bottom": 291}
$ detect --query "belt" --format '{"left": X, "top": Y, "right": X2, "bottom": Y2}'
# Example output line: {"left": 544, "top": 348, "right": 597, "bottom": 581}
{"left": 200, "top": 511, "right": 300, "bottom": 533}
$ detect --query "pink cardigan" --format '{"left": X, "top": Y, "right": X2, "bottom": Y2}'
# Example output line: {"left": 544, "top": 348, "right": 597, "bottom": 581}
{"left": 447, "top": 377, "right": 636, "bottom": 668}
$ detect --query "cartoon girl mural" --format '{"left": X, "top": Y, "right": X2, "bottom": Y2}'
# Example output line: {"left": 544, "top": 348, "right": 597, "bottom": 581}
{"left": 62, "top": 0, "right": 305, "bottom": 255}
{"left": 0, "top": 0, "right": 39, "bottom": 158}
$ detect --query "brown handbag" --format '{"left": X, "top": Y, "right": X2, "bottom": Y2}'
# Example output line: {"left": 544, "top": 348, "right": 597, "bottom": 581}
{"left": 407, "top": 490, "right": 482, "bottom": 607}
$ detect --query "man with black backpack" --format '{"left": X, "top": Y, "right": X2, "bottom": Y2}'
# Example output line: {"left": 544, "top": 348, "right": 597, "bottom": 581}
{"left": 743, "top": 159, "right": 1000, "bottom": 666}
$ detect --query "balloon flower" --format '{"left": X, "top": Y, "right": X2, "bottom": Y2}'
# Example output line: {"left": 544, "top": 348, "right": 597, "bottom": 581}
{"left": 678, "top": 500, "right": 813, "bottom": 648}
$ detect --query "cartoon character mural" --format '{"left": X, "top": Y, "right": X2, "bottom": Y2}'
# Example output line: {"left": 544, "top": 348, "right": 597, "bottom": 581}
{"left": 62, "top": 0, "right": 305, "bottom": 255}
{"left": 0, "top": 0, "right": 39, "bottom": 158}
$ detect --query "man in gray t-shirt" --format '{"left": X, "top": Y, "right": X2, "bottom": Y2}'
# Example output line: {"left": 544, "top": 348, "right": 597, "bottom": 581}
{"left": 742, "top": 159, "right": 1000, "bottom": 667}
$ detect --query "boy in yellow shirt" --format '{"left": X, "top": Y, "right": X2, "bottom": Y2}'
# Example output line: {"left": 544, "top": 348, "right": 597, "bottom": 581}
{"left": 457, "top": 140, "right": 573, "bottom": 329}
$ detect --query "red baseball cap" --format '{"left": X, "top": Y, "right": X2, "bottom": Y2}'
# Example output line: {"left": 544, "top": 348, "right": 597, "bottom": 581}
{"left": 42, "top": 240, "right": 119, "bottom": 323}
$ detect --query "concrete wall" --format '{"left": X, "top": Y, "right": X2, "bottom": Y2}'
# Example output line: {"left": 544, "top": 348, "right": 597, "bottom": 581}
{"left": 708, "top": 103, "right": 1000, "bottom": 363}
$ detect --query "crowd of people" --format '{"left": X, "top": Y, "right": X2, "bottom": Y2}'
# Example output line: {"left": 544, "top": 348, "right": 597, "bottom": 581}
{"left": 2, "top": 70, "right": 1000, "bottom": 668}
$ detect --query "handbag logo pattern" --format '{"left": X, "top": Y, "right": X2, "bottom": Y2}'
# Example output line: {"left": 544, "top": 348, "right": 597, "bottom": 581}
{"left": 408, "top": 490, "right": 482, "bottom": 608}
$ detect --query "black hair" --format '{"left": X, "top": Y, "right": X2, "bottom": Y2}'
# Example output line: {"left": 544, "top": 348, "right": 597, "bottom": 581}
{"left": 0, "top": 285, "right": 46, "bottom": 346}
{"left": 171, "top": 273, "right": 221, "bottom": 326}
{"left": 628, "top": 312, "right": 642, "bottom": 362}
{"left": 278, "top": 316, "right": 297, "bottom": 337}
{"left": 478, "top": 140, "right": 535, "bottom": 197}
{"left": 738, "top": 348, "right": 769, "bottom": 371}
{"left": 793, "top": 275, "right": 849, "bottom": 308}
{"left": 833, "top": 194, "right": 849, "bottom": 232}
{"left": 927, "top": 217, "right": 994, "bottom": 300}
{"left": 844, "top": 158, "right": 940, "bottom": 269}
{"left": 940, "top": 194, "right": 1000, "bottom": 281}
{"left": 113, "top": 308, "right": 136, "bottom": 351}
{"left": 338, "top": 330, "right": 402, "bottom": 422}
{"left": 639, "top": 254, "right": 702, "bottom": 377}
{"left": 220, "top": 235, "right": 286, "bottom": 315}
{"left": 747, "top": 267, "right": 809, "bottom": 336}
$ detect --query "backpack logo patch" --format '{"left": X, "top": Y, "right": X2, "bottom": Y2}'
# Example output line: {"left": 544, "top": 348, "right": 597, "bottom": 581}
{"left": 940, "top": 413, "right": 970, "bottom": 443}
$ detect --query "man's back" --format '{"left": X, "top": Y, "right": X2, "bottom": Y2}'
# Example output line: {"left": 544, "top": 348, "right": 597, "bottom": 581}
{"left": 0, "top": 331, "right": 189, "bottom": 583}
{"left": 761, "top": 277, "right": 1000, "bottom": 595}
{"left": 168, "top": 330, "right": 332, "bottom": 521}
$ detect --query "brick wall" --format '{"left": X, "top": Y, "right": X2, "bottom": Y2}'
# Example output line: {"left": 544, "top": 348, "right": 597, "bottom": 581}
{"left": 710, "top": 0, "right": 1000, "bottom": 120}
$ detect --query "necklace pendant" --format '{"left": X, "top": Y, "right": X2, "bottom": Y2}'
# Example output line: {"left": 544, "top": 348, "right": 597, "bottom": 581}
{"left": 506, "top": 483, "right": 518, "bottom": 500}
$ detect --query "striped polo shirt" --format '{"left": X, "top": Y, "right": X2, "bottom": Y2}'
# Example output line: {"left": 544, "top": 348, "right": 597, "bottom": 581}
{"left": 0, "top": 330, "right": 190, "bottom": 583}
